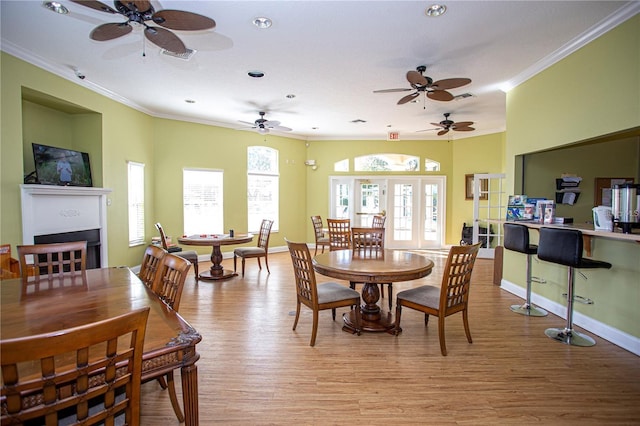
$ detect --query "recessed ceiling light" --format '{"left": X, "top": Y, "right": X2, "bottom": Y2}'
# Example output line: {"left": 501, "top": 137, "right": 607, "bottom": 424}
{"left": 43, "top": 1, "right": 69, "bottom": 14}
{"left": 425, "top": 4, "right": 447, "bottom": 17}
{"left": 185, "top": 99, "right": 196, "bottom": 104}
{"left": 253, "top": 17, "right": 272, "bottom": 29}
{"left": 248, "top": 71, "right": 265, "bottom": 78}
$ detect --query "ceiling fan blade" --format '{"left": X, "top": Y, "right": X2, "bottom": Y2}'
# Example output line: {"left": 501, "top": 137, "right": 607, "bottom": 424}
{"left": 152, "top": 10, "right": 216, "bottom": 30}
{"left": 238, "top": 120, "right": 256, "bottom": 126}
{"left": 406, "top": 70, "right": 428, "bottom": 86}
{"left": 144, "top": 26, "right": 187, "bottom": 54}
{"left": 415, "top": 128, "right": 440, "bottom": 133}
{"left": 437, "top": 129, "right": 450, "bottom": 136}
{"left": 90, "top": 22, "right": 132, "bottom": 41}
{"left": 427, "top": 90, "right": 454, "bottom": 101}
{"left": 70, "top": 0, "right": 117, "bottom": 14}
{"left": 397, "top": 92, "right": 419, "bottom": 105}
{"left": 122, "top": 1, "right": 152, "bottom": 13}
{"left": 430, "top": 122, "right": 443, "bottom": 127}
{"left": 373, "top": 88, "right": 412, "bottom": 93}
{"left": 454, "top": 126, "right": 475, "bottom": 132}
{"left": 264, "top": 120, "right": 281, "bottom": 127}
{"left": 432, "top": 78, "right": 472, "bottom": 90}
{"left": 271, "top": 125, "right": 292, "bottom": 132}
{"left": 453, "top": 121, "right": 474, "bottom": 127}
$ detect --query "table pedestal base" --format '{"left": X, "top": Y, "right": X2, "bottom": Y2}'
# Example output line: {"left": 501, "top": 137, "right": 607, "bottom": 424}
{"left": 343, "top": 309, "right": 395, "bottom": 333}
{"left": 198, "top": 269, "right": 238, "bottom": 281}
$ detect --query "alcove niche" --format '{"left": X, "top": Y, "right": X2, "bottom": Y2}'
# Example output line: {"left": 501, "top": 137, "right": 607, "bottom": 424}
{"left": 21, "top": 87, "right": 103, "bottom": 187}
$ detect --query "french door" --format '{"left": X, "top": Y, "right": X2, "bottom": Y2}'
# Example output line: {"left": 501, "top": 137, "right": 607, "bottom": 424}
{"left": 330, "top": 176, "right": 445, "bottom": 249}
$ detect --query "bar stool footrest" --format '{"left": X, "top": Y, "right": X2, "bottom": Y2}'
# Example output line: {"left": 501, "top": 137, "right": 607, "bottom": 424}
{"left": 545, "top": 327, "right": 596, "bottom": 347}
{"left": 561, "top": 293, "right": 594, "bottom": 305}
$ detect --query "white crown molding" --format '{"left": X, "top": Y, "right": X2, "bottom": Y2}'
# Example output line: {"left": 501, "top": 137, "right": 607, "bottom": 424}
{"left": 504, "top": 1, "right": 640, "bottom": 91}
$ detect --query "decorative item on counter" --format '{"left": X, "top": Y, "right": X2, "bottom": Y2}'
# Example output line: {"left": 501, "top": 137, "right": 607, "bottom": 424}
{"left": 506, "top": 195, "right": 527, "bottom": 221}
{"left": 542, "top": 200, "right": 556, "bottom": 224}
{"left": 526, "top": 198, "right": 547, "bottom": 221}
{"left": 592, "top": 206, "right": 613, "bottom": 231}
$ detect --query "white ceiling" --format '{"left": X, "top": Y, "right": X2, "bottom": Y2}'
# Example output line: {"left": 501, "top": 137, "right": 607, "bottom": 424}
{"left": 1, "top": 1, "right": 638, "bottom": 141}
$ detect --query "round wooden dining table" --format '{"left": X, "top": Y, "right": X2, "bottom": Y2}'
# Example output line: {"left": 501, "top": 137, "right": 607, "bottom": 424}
{"left": 312, "top": 249, "right": 434, "bottom": 333}
{"left": 178, "top": 233, "right": 253, "bottom": 280}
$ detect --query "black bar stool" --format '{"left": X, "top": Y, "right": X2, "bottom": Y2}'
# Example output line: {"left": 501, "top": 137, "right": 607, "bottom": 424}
{"left": 503, "top": 223, "right": 548, "bottom": 317}
{"left": 537, "top": 227, "right": 611, "bottom": 347}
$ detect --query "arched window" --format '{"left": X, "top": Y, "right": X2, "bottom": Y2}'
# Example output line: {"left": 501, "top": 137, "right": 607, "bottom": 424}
{"left": 424, "top": 158, "right": 440, "bottom": 171}
{"left": 354, "top": 153, "right": 419, "bottom": 172}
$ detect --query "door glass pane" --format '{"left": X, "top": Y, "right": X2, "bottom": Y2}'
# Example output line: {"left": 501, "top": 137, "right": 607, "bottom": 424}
{"left": 393, "top": 183, "right": 413, "bottom": 241}
{"left": 334, "top": 183, "right": 350, "bottom": 218}
{"left": 359, "top": 183, "right": 379, "bottom": 226}
{"left": 423, "top": 183, "right": 438, "bottom": 241}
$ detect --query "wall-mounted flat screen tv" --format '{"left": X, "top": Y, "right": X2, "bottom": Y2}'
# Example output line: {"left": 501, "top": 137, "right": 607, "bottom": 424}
{"left": 32, "top": 143, "right": 93, "bottom": 187}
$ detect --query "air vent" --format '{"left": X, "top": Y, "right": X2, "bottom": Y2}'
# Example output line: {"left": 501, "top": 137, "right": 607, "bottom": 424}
{"left": 161, "top": 48, "right": 196, "bottom": 61}
{"left": 454, "top": 92, "right": 473, "bottom": 100}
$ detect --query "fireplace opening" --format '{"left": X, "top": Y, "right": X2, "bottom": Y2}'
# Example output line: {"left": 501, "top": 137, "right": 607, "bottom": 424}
{"left": 34, "top": 229, "right": 101, "bottom": 269}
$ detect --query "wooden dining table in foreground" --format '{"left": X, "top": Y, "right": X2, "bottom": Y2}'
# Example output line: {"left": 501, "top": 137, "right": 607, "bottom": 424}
{"left": 178, "top": 233, "right": 253, "bottom": 280}
{"left": 312, "top": 249, "right": 434, "bottom": 333}
{"left": 1, "top": 267, "right": 202, "bottom": 426}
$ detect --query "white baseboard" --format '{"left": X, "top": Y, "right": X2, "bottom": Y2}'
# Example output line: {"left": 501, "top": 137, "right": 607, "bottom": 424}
{"left": 501, "top": 279, "right": 640, "bottom": 356}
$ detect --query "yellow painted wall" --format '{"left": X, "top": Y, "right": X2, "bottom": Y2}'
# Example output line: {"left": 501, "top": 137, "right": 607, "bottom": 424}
{"left": 304, "top": 134, "right": 504, "bottom": 245}
{"left": 151, "top": 118, "right": 308, "bottom": 255}
{"left": 1, "top": 52, "right": 155, "bottom": 266}
{"left": 504, "top": 15, "right": 640, "bottom": 338}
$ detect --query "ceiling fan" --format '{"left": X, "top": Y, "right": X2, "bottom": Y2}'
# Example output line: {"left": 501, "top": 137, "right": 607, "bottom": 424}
{"left": 374, "top": 65, "right": 471, "bottom": 105}
{"left": 418, "top": 113, "right": 475, "bottom": 136}
{"left": 70, "top": 0, "right": 216, "bottom": 54}
{"left": 238, "top": 112, "right": 292, "bottom": 134}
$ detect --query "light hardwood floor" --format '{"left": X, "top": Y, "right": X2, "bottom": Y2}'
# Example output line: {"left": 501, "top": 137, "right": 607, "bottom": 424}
{"left": 140, "top": 249, "right": 640, "bottom": 425}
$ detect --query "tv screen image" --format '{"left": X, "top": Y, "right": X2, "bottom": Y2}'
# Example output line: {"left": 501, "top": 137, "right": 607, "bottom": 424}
{"left": 32, "top": 143, "right": 92, "bottom": 187}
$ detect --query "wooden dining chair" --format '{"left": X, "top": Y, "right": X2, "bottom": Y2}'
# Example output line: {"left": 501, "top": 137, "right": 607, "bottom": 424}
{"left": 286, "top": 239, "right": 362, "bottom": 346}
{"left": 394, "top": 243, "right": 481, "bottom": 356}
{"left": 234, "top": 219, "right": 274, "bottom": 277}
{"left": 146, "top": 253, "right": 191, "bottom": 422}
{"left": 327, "top": 218, "right": 352, "bottom": 251}
{"left": 0, "top": 244, "right": 20, "bottom": 279}
{"left": 0, "top": 307, "right": 150, "bottom": 426}
{"left": 372, "top": 214, "right": 386, "bottom": 229}
{"left": 17, "top": 240, "right": 87, "bottom": 279}
{"left": 350, "top": 227, "right": 394, "bottom": 310}
{"left": 155, "top": 222, "right": 199, "bottom": 281}
{"left": 310, "top": 215, "right": 330, "bottom": 255}
{"left": 138, "top": 244, "right": 167, "bottom": 289}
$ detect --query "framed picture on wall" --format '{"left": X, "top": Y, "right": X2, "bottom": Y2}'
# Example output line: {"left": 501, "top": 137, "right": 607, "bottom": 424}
{"left": 465, "top": 174, "right": 488, "bottom": 200}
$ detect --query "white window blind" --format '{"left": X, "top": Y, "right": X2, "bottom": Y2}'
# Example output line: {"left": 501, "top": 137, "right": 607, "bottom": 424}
{"left": 183, "top": 169, "right": 223, "bottom": 236}
{"left": 127, "top": 161, "right": 145, "bottom": 246}
{"left": 247, "top": 146, "right": 279, "bottom": 233}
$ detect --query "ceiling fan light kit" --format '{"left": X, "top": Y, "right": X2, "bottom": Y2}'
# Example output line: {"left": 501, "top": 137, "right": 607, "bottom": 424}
{"left": 238, "top": 111, "right": 292, "bottom": 134}
{"left": 417, "top": 112, "right": 475, "bottom": 136}
{"left": 374, "top": 65, "right": 472, "bottom": 106}
{"left": 70, "top": 0, "right": 216, "bottom": 54}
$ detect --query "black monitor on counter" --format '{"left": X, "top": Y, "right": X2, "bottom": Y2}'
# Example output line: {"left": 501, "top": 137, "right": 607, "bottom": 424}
{"left": 31, "top": 143, "right": 92, "bottom": 187}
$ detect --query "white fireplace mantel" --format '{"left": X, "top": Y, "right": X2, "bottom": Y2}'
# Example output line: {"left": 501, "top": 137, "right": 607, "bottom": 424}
{"left": 20, "top": 184, "right": 112, "bottom": 266}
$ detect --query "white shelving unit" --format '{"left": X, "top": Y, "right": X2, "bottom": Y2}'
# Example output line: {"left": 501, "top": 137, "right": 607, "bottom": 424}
{"left": 472, "top": 173, "right": 506, "bottom": 259}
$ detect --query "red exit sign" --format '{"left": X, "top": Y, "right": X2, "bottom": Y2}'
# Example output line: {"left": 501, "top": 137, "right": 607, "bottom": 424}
{"left": 387, "top": 131, "right": 400, "bottom": 141}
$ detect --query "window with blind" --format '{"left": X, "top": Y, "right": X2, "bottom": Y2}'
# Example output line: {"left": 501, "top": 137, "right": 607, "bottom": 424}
{"left": 247, "top": 146, "right": 279, "bottom": 233}
{"left": 127, "top": 161, "right": 145, "bottom": 246}
{"left": 183, "top": 169, "right": 223, "bottom": 236}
